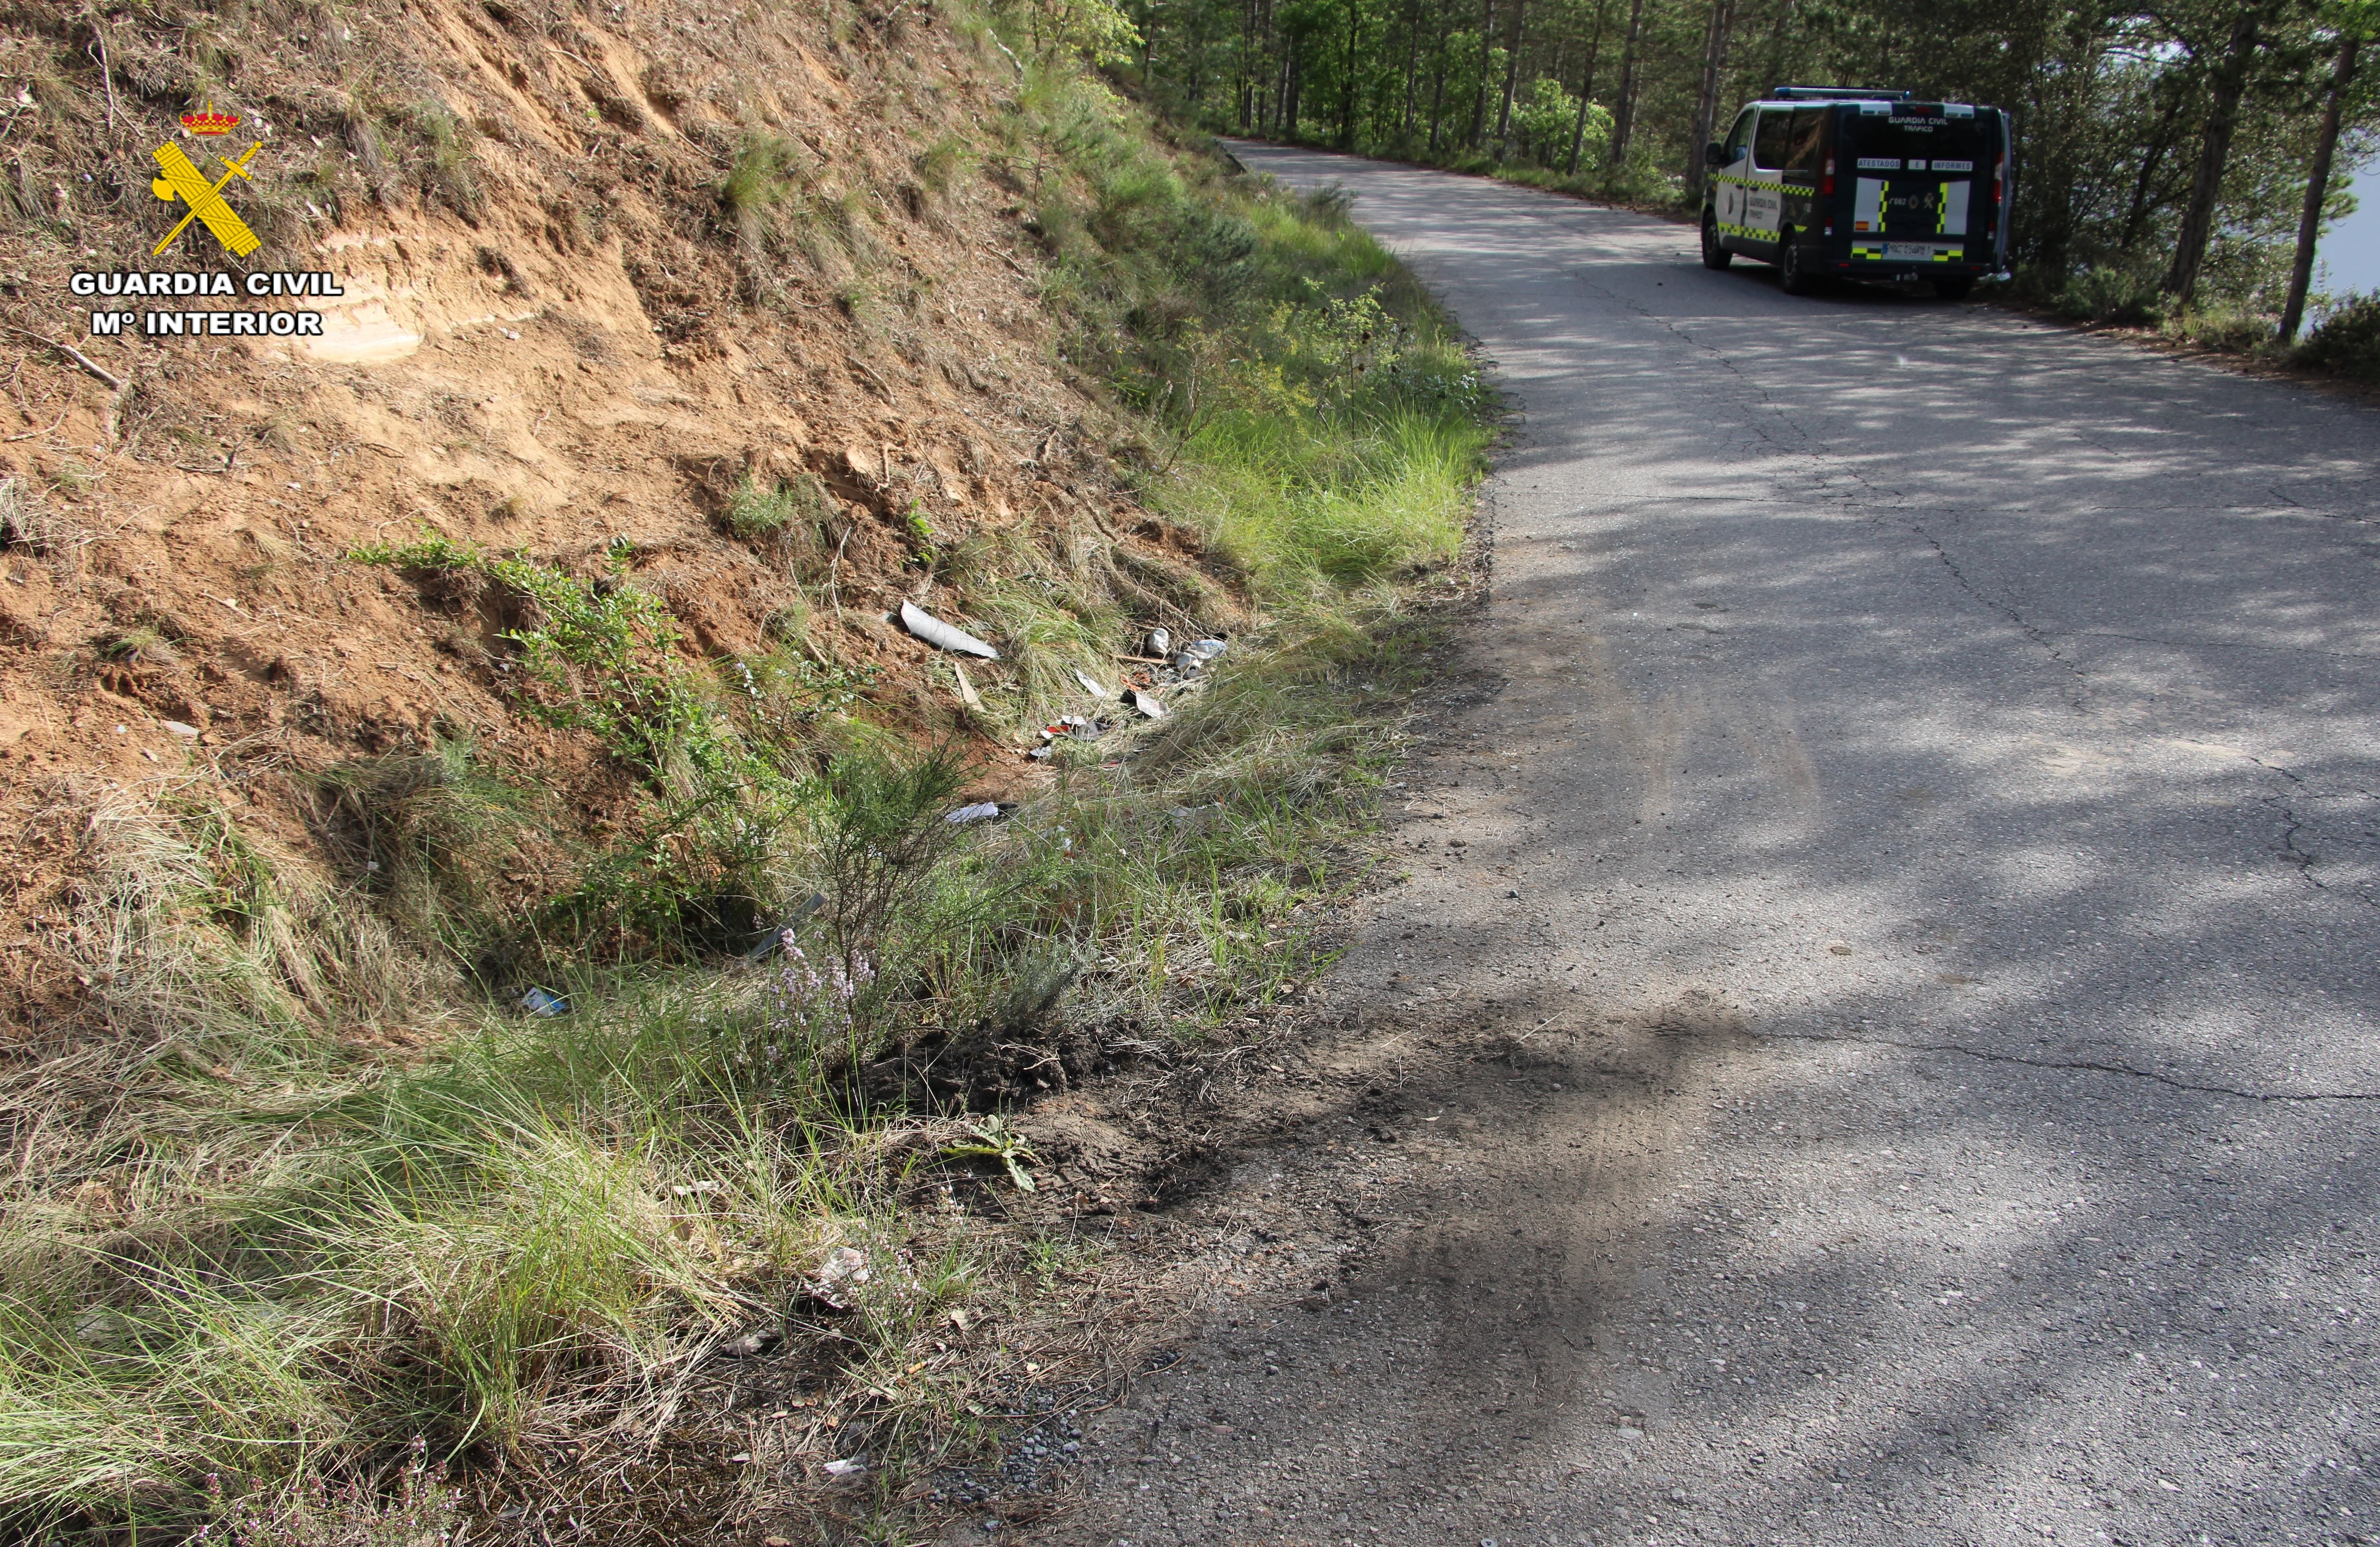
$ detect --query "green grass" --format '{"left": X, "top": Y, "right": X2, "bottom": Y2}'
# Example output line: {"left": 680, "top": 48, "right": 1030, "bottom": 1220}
{"left": 3, "top": 41, "right": 1492, "bottom": 1545}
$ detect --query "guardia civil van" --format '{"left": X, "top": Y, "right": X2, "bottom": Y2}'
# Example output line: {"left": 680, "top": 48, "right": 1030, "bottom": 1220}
{"left": 1700, "top": 87, "right": 2013, "bottom": 298}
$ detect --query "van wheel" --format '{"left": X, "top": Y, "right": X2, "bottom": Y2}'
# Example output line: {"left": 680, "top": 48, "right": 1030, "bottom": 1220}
{"left": 1778, "top": 230, "right": 1817, "bottom": 296}
{"left": 1701, "top": 213, "right": 1732, "bottom": 270}
{"left": 1932, "top": 276, "right": 1976, "bottom": 300}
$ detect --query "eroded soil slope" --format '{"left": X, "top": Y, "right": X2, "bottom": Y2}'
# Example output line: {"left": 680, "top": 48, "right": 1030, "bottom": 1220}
{"left": 0, "top": 0, "right": 1221, "bottom": 1033}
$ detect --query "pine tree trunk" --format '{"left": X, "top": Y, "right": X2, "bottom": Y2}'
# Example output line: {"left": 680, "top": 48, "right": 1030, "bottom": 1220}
{"left": 1402, "top": 0, "right": 1423, "bottom": 138}
{"left": 1468, "top": 0, "right": 1498, "bottom": 147}
{"left": 2282, "top": 32, "right": 2359, "bottom": 344}
{"left": 2118, "top": 84, "right": 2189, "bottom": 254}
{"left": 1493, "top": 0, "right": 1528, "bottom": 154}
{"left": 2165, "top": 7, "right": 2268, "bottom": 305}
{"left": 1757, "top": 0, "right": 1795, "bottom": 99}
{"left": 1604, "top": 0, "right": 1646, "bottom": 183}
{"left": 1685, "top": 0, "right": 1735, "bottom": 204}
{"left": 1342, "top": 0, "right": 1362, "bottom": 148}
{"left": 1428, "top": 28, "right": 1449, "bottom": 150}
{"left": 1565, "top": 0, "right": 1609, "bottom": 174}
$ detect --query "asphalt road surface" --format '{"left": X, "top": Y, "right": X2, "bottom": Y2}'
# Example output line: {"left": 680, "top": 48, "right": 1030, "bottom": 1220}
{"left": 1042, "top": 145, "right": 2380, "bottom": 1547}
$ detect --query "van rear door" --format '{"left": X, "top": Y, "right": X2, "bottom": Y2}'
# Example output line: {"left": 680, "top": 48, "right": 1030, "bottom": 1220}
{"left": 1842, "top": 103, "right": 1995, "bottom": 266}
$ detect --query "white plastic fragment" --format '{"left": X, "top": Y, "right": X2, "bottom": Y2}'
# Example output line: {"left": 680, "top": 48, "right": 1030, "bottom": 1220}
{"left": 162, "top": 719, "right": 201, "bottom": 739}
{"left": 824, "top": 1456, "right": 869, "bottom": 1478}
{"left": 899, "top": 601, "right": 999, "bottom": 659}
{"left": 1073, "top": 669, "right": 1112, "bottom": 700}
{"left": 945, "top": 802, "right": 1002, "bottom": 825}
{"left": 519, "top": 986, "right": 569, "bottom": 1017}
{"left": 1176, "top": 639, "right": 1228, "bottom": 675}
{"left": 1130, "top": 690, "right": 1167, "bottom": 719}
{"left": 952, "top": 660, "right": 984, "bottom": 709}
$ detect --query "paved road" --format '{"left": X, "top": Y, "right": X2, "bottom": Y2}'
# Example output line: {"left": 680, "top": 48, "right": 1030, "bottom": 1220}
{"left": 1048, "top": 146, "right": 2380, "bottom": 1547}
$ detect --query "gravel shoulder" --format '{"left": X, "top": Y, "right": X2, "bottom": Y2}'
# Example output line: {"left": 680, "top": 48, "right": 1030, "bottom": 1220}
{"left": 1014, "top": 145, "right": 2380, "bottom": 1547}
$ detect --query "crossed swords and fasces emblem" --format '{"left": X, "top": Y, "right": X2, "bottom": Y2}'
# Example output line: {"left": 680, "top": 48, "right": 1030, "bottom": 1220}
{"left": 150, "top": 138, "right": 263, "bottom": 256}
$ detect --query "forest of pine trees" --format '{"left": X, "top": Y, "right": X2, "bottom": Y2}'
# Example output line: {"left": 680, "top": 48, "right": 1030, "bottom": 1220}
{"left": 1100, "top": 0, "right": 2380, "bottom": 334}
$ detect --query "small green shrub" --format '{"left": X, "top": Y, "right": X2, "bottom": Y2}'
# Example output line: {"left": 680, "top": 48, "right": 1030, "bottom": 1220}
{"left": 724, "top": 471, "right": 834, "bottom": 552}
{"left": 309, "top": 738, "right": 536, "bottom": 938}
{"left": 348, "top": 535, "right": 723, "bottom": 778}
{"left": 917, "top": 135, "right": 975, "bottom": 195}
{"left": 2048, "top": 266, "right": 2165, "bottom": 327}
{"left": 2297, "top": 293, "right": 2380, "bottom": 383}
{"left": 720, "top": 133, "right": 802, "bottom": 238}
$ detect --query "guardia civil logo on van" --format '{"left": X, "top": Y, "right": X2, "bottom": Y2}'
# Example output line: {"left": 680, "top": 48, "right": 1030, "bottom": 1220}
{"left": 1701, "top": 87, "right": 2013, "bottom": 299}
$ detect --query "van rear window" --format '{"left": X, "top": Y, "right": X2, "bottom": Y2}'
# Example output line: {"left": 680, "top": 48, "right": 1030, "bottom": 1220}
{"left": 1844, "top": 118, "right": 1992, "bottom": 166}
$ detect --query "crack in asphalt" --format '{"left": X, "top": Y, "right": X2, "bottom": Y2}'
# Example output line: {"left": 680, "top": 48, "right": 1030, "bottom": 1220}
{"left": 2244, "top": 756, "right": 2380, "bottom": 912}
{"left": 2076, "top": 629, "right": 2380, "bottom": 661}
{"left": 1651, "top": 1023, "right": 2380, "bottom": 1104}
{"left": 1577, "top": 267, "right": 2103, "bottom": 714}
{"left": 1888, "top": 509, "right": 2096, "bottom": 712}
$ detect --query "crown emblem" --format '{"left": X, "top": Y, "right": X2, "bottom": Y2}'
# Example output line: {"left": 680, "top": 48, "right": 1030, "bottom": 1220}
{"left": 180, "top": 103, "right": 240, "bottom": 136}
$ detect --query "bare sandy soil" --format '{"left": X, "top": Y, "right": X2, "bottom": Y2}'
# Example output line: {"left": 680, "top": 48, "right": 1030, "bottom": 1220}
{"left": 1020, "top": 144, "right": 2380, "bottom": 1547}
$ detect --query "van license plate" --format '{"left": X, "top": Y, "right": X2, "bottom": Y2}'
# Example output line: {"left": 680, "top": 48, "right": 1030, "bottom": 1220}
{"left": 1883, "top": 242, "right": 1937, "bottom": 259}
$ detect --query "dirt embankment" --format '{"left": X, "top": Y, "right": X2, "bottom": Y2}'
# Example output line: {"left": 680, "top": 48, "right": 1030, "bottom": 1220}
{"left": 0, "top": 0, "right": 1218, "bottom": 1035}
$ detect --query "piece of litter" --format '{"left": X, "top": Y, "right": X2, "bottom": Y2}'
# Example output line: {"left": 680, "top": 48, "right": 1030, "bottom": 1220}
{"left": 945, "top": 802, "right": 1002, "bottom": 825}
{"left": 1145, "top": 627, "right": 1171, "bottom": 656}
{"left": 824, "top": 1456, "right": 868, "bottom": 1478}
{"left": 818, "top": 1246, "right": 870, "bottom": 1285}
{"left": 1130, "top": 690, "right": 1166, "bottom": 719}
{"left": 728, "top": 1451, "right": 752, "bottom": 1464}
{"left": 519, "top": 987, "right": 569, "bottom": 1017}
{"left": 1175, "top": 638, "right": 1228, "bottom": 675}
{"left": 1073, "top": 669, "right": 1112, "bottom": 700}
{"left": 162, "top": 720, "right": 201, "bottom": 739}
{"left": 900, "top": 601, "right": 999, "bottom": 659}
{"left": 501, "top": 327, "right": 520, "bottom": 340}
{"left": 1027, "top": 745, "right": 1052, "bottom": 760}
{"left": 952, "top": 660, "right": 984, "bottom": 709}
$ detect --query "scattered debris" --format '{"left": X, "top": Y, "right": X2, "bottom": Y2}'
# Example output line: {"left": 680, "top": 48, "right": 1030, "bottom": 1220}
{"left": 900, "top": 601, "right": 1000, "bottom": 659}
{"left": 797, "top": 1246, "right": 873, "bottom": 1315}
{"left": 1073, "top": 669, "right": 1112, "bottom": 700}
{"left": 1130, "top": 690, "right": 1166, "bottom": 719}
{"left": 519, "top": 987, "right": 569, "bottom": 1017}
{"left": 1175, "top": 638, "right": 1228, "bottom": 675}
{"left": 744, "top": 891, "right": 829, "bottom": 961}
{"left": 161, "top": 720, "right": 201, "bottom": 739}
{"left": 946, "top": 801, "right": 1003, "bottom": 825}
{"left": 1144, "top": 627, "right": 1172, "bottom": 657}
{"left": 718, "top": 1327, "right": 782, "bottom": 1358}
{"left": 824, "top": 1456, "right": 869, "bottom": 1479}
{"left": 953, "top": 660, "right": 984, "bottom": 709}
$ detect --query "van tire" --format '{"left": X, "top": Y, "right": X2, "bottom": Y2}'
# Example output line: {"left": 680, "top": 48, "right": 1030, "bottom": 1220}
{"left": 1932, "top": 276, "right": 1976, "bottom": 300}
{"left": 1778, "top": 230, "right": 1817, "bottom": 296}
{"left": 1702, "top": 213, "right": 1732, "bottom": 269}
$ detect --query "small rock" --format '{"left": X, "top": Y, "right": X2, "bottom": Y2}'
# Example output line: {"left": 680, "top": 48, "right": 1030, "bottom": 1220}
{"left": 1827, "top": 942, "right": 1853, "bottom": 956}
{"left": 162, "top": 720, "right": 200, "bottom": 739}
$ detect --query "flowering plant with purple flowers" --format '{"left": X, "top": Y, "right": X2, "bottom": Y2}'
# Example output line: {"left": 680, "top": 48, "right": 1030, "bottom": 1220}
{"left": 756, "top": 932, "right": 876, "bottom": 1073}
